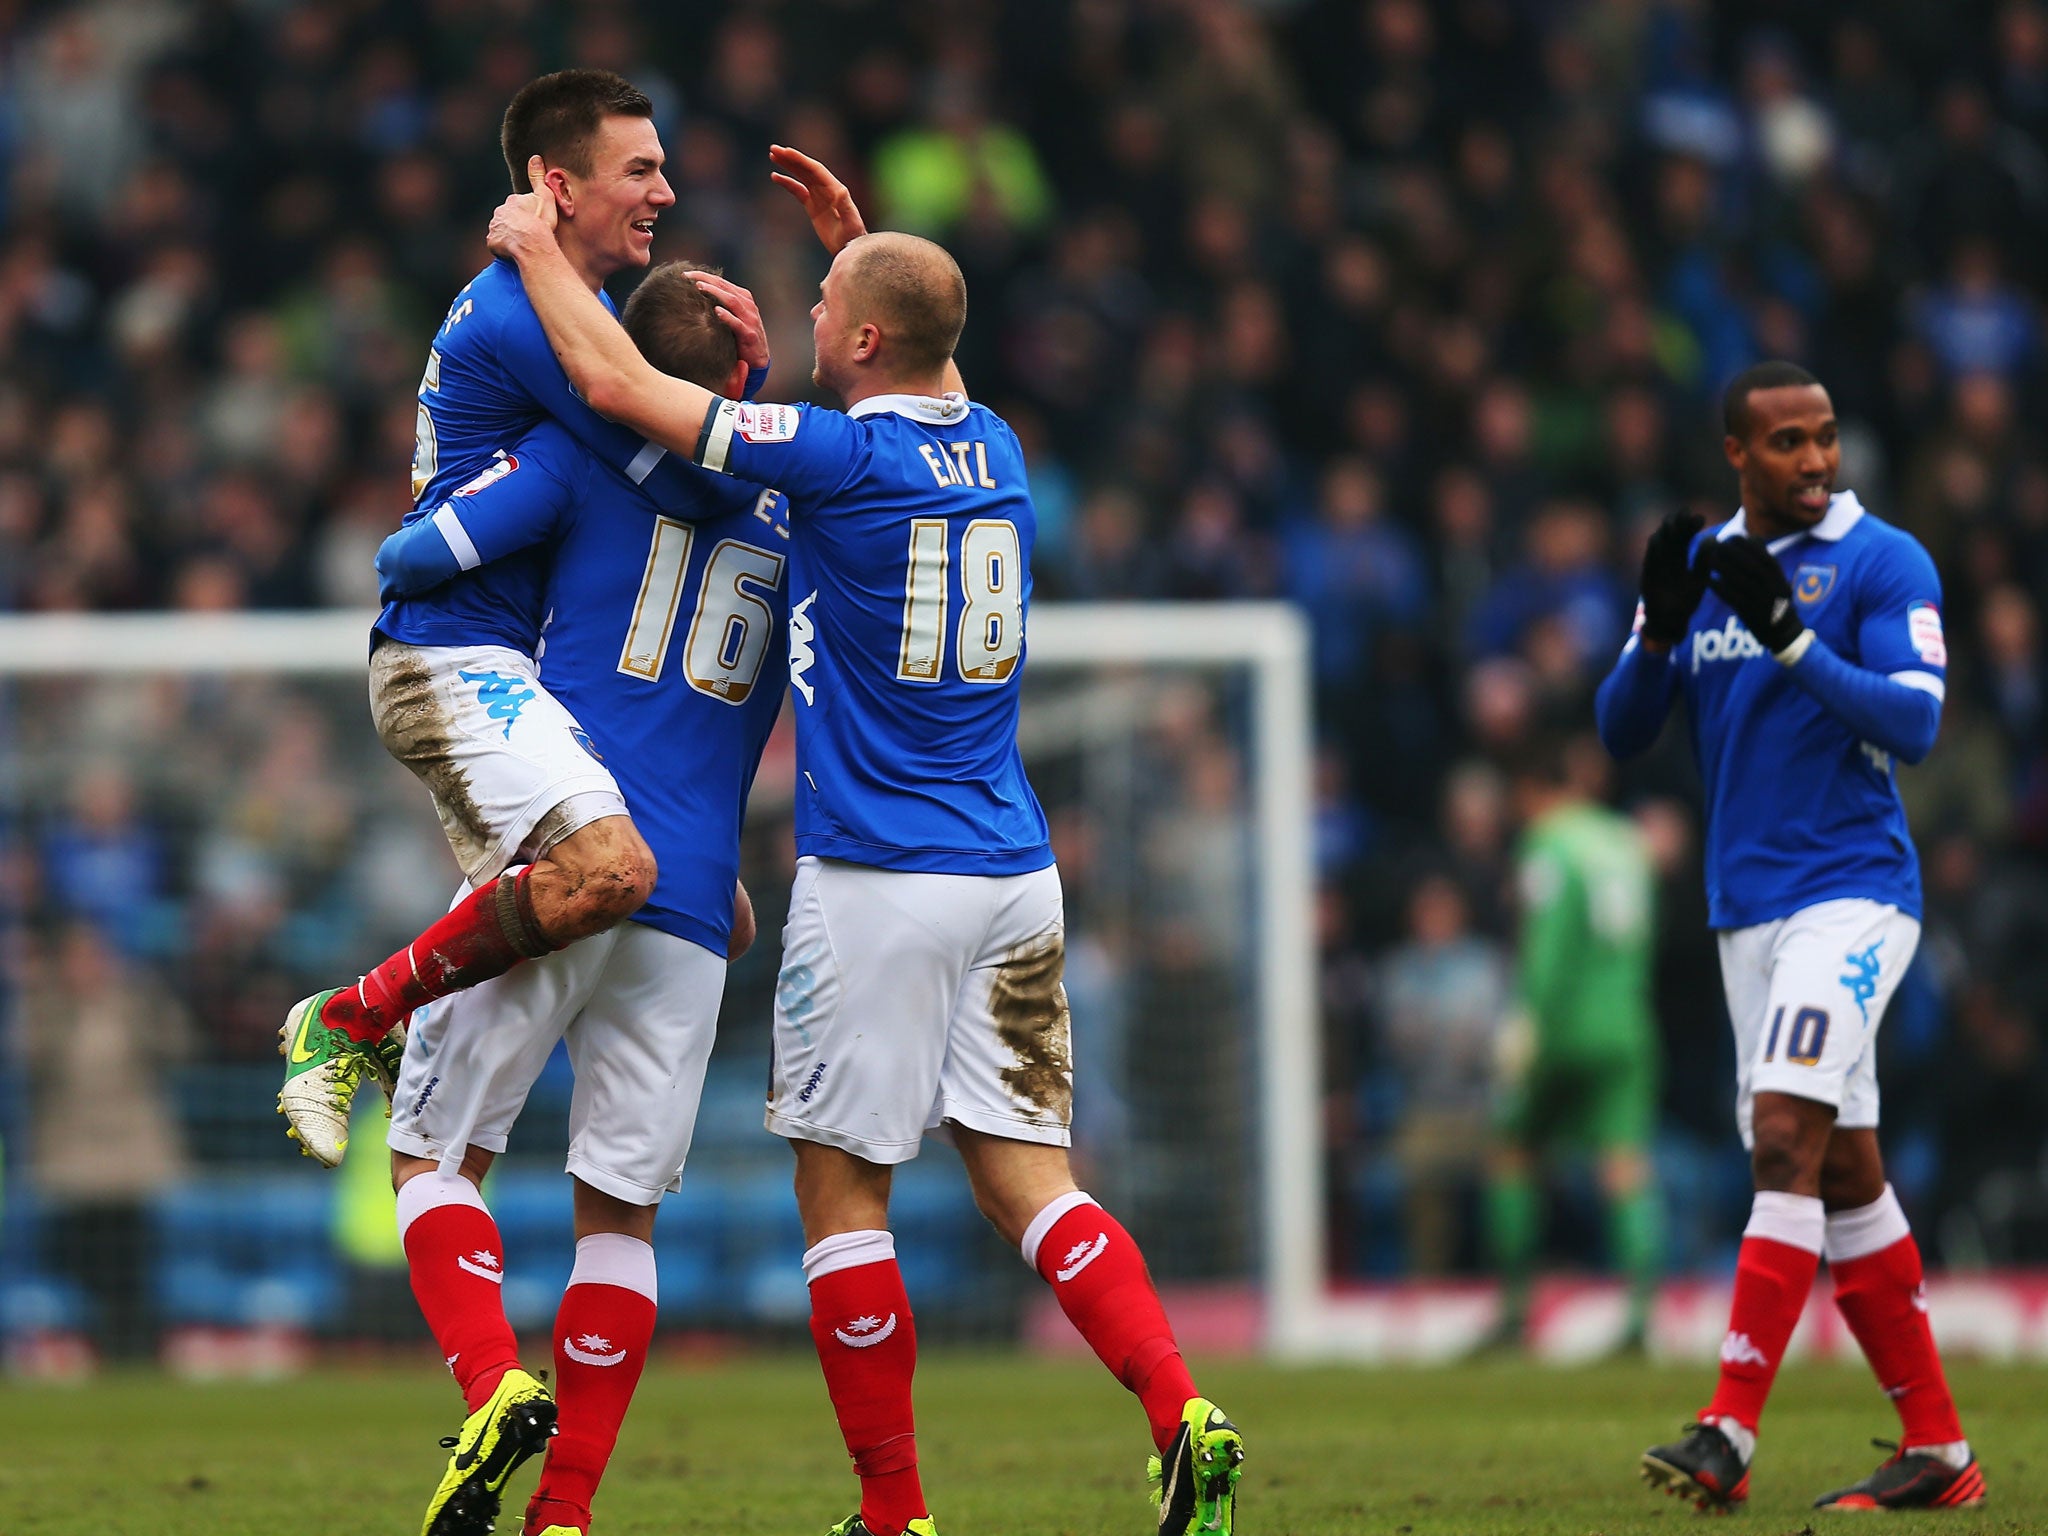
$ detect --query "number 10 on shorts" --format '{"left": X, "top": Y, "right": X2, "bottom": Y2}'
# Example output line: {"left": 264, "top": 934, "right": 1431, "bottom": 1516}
{"left": 1762, "top": 1005, "right": 1829, "bottom": 1067}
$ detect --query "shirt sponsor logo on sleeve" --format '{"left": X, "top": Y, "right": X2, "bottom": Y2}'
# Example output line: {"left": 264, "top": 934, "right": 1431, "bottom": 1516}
{"left": 735, "top": 403, "right": 799, "bottom": 444}
{"left": 1908, "top": 601, "right": 1946, "bottom": 668}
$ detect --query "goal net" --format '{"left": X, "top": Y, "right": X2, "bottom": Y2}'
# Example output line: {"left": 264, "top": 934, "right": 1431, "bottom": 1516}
{"left": 0, "top": 605, "right": 1326, "bottom": 1358}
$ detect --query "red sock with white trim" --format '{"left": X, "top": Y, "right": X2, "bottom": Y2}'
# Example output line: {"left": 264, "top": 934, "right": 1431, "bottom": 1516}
{"left": 527, "top": 1233, "right": 659, "bottom": 1535}
{"left": 805, "top": 1231, "right": 926, "bottom": 1536}
{"left": 321, "top": 868, "right": 555, "bottom": 1044}
{"left": 1701, "top": 1191, "right": 1823, "bottom": 1445}
{"left": 1024, "top": 1192, "right": 1198, "bottom": 1454}
{"left": 398, "top": 1172, "right": 522, "bottom": 1412}
{"left": 1826, "top": 1185, "right": 1967, "bottom": 1458}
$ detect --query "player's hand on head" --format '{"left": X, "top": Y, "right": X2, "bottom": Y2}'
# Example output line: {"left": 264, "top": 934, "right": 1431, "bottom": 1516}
{"left": 685, "top": 271, "right": 771, "bottom": 378}
{"left": 1709, "top": 536, "right": 1805, "bottom": 653}
{"left": 769, "top": 144, "right": 868, "bottom": 255}
{"left": 486, "top": 156, "right": 560, "bottom": 260}
{"left": 1638, "top": 510, "right": 1709, "bottom": 645}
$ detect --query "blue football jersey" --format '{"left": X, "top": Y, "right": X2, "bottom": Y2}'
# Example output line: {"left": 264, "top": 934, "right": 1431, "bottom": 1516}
{"left": 377, "top": 261, "right": 701, "bottom": 655}
{"left": 1604, "top": 492, "right": 1945, "bottom": 927}
{"left": 421, "top": 417, "right": 789, "bottom": 955}
{"left": 694, "top": 393, "right": 1052, "bottom": 875}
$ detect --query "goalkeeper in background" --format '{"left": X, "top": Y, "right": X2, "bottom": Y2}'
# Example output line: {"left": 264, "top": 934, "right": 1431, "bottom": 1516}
{"left": 1484, "top": 731, "right": 1662, "bottom": 1351}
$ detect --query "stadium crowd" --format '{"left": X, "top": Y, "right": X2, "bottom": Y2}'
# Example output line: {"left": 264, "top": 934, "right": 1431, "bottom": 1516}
{"left": 3, "top": 0, "right": 2048, "bottom": 1333}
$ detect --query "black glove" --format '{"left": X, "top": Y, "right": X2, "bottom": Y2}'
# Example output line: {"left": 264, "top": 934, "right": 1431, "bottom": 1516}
{"left": 1708, "top": 536, "right": 1804, "bottom": 653}
{"left": 1638, "top": 511, "right": 1708, "bottom": 644}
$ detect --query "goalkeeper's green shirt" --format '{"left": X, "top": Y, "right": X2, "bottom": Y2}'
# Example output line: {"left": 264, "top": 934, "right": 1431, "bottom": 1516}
{"left": 1515, "top": 802, "right": 1656, "bottom": 1059}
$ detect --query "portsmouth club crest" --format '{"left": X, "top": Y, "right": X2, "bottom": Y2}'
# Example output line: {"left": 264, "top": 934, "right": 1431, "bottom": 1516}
{"left": 1793, "top": 564, "right": 1837, "bottom": 607}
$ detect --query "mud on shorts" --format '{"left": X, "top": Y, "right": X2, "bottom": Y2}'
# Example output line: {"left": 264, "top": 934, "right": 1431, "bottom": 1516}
{"left": 389, "top": 921, "right": 726, "bottom": 1204}
{"left": 369, "top": 638, "right": 627, "bottom": 884}
{"left": 765, "top": 857, "right": 1073, "bottom": 1164}
{"left": 1717, "top": 897, "right": 1921, "bottom": 1148}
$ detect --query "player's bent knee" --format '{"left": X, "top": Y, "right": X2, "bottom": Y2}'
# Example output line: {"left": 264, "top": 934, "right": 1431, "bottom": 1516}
{"left": 1749, "top": 1128, "right": 1818, "bottom": 1193}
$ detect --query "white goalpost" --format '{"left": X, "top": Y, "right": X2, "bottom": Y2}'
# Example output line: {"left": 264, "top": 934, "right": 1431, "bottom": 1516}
{"left": 0, "top": 603, "right": 1328, "bottom": 1355}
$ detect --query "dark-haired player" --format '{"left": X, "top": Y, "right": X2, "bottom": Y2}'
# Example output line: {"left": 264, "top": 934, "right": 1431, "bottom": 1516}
{"left": 487, "top": 151, "right": 1247, "bottom": 1536}
{"left": 372, "top": 263, "right": 785, "bottom": 1536}
{"left": 277, "top": 71, "right": 770, "bottom": 1171}
{"left": 1599, "top": 362, "right": 1980, "bottom": 1513}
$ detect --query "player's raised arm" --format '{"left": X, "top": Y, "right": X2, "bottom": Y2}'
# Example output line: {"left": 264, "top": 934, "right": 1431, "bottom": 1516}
{"left": 487, "top": 162, "right": 716, "bottom": 458}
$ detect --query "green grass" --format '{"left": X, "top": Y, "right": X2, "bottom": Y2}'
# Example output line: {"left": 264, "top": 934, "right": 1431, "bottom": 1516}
{"left": 0, "top": 1353, "right": 2038, "bottom": 1534}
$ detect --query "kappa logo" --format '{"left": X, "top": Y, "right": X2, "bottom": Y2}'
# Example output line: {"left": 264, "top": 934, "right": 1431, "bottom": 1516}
{"left": 833, "top": 1313, "right": 898, "bottom": 1348}
{"left": 798, "top": 1061, "right": 829, "bottom": 1104}
{"left": 1840, "top": 939, "right": 1885, "bottom": 1024}
{"left": 563, "top": 1331, "right": 628, "bottom": 1367}
{"left": 456, "top": 1249, "right": 504, "bottom": 1283}
{"left": 787, "top": 592, "right": 818, "bottom": 705}
{"left": 1720, "top": 1331, "right": 1770, "bottom": 1367}
{"left": 1690, "top": 615, "right": 1768, "bottom": 673}
{"left": 458, "top": 669, "right": 537, "bottom": 739}
{"left": 1054, "top": 1233, "right": 1111, "bottom": 1282}
{"left": 410, "top": 1074, "right": 440, "bottom": 1117}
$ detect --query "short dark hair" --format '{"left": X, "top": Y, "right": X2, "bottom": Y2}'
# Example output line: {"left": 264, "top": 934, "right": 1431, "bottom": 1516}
{"left": 500, "top": 69, "right": 653, "bottom": 191}
{"left": 1722, "top": 360, "right": 1822, "bottom": 439}
{"left": 621, "top": 263, "right": 739, "bottom": 390}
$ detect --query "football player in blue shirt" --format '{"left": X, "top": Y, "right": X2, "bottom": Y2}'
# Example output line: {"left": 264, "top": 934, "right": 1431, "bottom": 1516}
{"left": 485, "top": 149, "right": 1247, "bottom": 1536}
{"left": 277, "top": 70, "right": 773, "bottom": 1169}
{"left": 371, "top": 264, "right": 787, "bottom": 1536}
{"left": 1599, "top": 363, "right": 1979, "bottom": 1513}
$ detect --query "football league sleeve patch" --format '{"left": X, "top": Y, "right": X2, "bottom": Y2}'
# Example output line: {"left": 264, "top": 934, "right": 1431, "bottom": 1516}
{"left": 694, "top": 400, "right": 859, "bottom": 503}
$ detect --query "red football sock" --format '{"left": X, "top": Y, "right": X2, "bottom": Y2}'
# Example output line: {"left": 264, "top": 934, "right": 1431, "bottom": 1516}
{"left": 805, "top": 1231, "right": 925, "bottom": 1536}
{"left": 322, "top": 867, "right": 554, "bottom": 1044}
{"left": 1826, "top": 1186, "right": 1965, "bottom": 1449}
{"left": 1702, "top": 1191, "right": 1823, "bottom": 1433}
{"left": 528, "top": 1234, "right": 659, "bottom": 1535}
{"left": 1026, "top": 1194, "right": 1197, "bottom": 1454}
{"left": 398, "top": 1172, "right": 522, "bottom": 1412}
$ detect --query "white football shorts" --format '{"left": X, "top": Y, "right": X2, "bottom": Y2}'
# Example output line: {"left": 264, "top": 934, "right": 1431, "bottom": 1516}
{"left": 369, "top": 638, "right": 627, "bottom": 884}
{"left": 766, "top": 857, "right": 1073, "bottom": 1164}
{"left": 389, "top": 920, "right": 726, "bottom": 1205}
{"left": 1718, "top": 897, "right": 1921, "bottom": 1146}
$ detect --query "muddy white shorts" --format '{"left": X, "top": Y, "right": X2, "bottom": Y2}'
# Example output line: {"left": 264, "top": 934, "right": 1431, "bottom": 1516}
{"left": 369, "top": 638, "right": 628, "bottom": 884}
{"left": 1717, "top": 897, "right": 1921, "bottom": 1147}
{"left": 389, "top": 920, "right": 726, "bottom": 1205}
{"left": 766, "top": 857, "right": 1073, "bottom": 1164}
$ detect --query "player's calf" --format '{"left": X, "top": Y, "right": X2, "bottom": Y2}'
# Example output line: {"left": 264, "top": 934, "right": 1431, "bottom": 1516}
{"left": 519, "top": 815, "right": 656, "bottom": 945}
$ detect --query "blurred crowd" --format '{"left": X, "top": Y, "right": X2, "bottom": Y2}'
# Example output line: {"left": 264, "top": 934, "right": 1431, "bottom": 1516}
{"left": 3, "top": 0, "right": 2048, "bottom": 1316}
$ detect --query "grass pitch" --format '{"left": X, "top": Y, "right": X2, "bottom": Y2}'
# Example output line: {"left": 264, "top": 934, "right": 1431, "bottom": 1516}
{"left": 0, "top": 1352, "right": 2038, "bottom": 1535}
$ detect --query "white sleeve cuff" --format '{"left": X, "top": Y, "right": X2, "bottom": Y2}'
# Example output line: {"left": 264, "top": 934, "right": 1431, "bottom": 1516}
{"left": 1773, "top": 628, "right": 1816, "bottom": 667}
{"left": 1890, "top": 669, "right": 1946, "bottom": 702}
{"left": 430, "top": 505, "right": 482, "bottom": 571}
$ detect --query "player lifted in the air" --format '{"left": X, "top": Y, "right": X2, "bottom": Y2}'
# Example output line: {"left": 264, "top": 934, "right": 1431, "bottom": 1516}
{"left": 276, "top": 69, "right": 770, "bottom": 1166}
{"left": 486, "top": 150, "right": 1247, "bottom": 1536}
{"left": 370, "top": 263, "right": 788, "bottom": 1536}
{"left": 1599, "top": 362, "right": 1980, "bottom": 1513}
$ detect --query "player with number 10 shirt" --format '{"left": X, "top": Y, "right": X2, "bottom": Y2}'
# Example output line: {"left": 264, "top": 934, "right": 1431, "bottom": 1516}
{"left": 486, "top": 148, "right": 1248, "bottom": 1536}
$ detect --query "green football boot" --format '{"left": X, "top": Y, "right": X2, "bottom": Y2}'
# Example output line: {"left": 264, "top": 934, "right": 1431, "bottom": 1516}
{"left": 1150, "top": 1398, "right": 1244, "bottom": 1536}
{"left": 276, "top": 988, "right": 390, "bottom": 1166}
{"left": 826, "top": 1517, "right": 938, "bottom": 1536}
{"left": 421, "top": 1367, "right": 558, "bottom": 1536}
